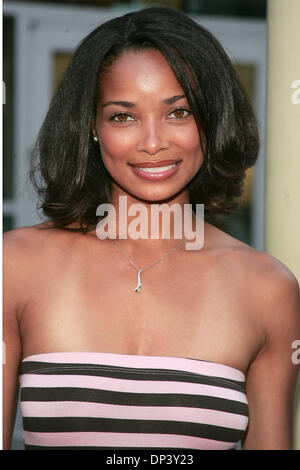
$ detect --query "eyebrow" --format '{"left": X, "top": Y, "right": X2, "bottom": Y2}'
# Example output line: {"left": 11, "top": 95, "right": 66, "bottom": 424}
{"left": 101, "top": 94, "right": 186, "bottom": 109}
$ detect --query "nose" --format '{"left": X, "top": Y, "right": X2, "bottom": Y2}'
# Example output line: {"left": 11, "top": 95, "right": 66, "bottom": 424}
{"left": 136, "top": 118, "right": 170, "bottom": 155}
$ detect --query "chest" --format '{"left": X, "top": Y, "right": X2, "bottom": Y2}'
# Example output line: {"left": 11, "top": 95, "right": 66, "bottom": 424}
{"left": 20, "top": 247, "right": 261, "bottom": 372}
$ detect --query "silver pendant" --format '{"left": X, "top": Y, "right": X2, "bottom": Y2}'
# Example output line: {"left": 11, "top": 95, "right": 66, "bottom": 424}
{"left": 134, "top": 270, "right": 143, "bottom": 292}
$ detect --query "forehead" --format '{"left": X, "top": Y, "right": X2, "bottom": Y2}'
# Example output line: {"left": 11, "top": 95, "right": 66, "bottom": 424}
{"left": 98, "top": 49, "right": 184, "bottom": 98}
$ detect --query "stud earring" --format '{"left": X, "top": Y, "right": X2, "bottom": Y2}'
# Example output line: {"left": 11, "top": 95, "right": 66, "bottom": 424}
{"left": 93, "top": 135, "right": 98, "bottom": 142}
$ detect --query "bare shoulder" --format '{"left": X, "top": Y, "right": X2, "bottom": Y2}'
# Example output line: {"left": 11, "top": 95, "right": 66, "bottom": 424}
{"left": 248, "top": 249, "right": 300, "bottom": 342}
{"left": 206, "top": 221, "right": 299, "bottom": 286}
{"left": 206, "top": 222, "right": 300, "bottom": 327}
{"left": 3, "top": 220, "right": 97, "bottom": 286}
{"left": 4, "top": 221, "right": 56, "bottom": 246}
{"left": 232, "top": 236, "right": 299, "bottom": 347}
{"left": 3, "top": 222, "right": 73, "bottom": 309}
{"left": 230, "top": 240, "right": 300, "bottom": 314}
{"left": 3, "top": 221, "right": 74, "bottom": 259}
{"left": 3, "top": 223, "right": 47, "bottom": 273}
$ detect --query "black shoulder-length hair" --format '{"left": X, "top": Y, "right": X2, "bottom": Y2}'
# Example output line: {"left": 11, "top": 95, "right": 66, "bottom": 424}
{"left": 30, "top": 6, "right": 259, "bottom": 233}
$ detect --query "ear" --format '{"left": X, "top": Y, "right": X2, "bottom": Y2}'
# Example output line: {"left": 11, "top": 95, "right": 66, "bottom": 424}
{"left": 90, "top": 121, "right": 98, "bottom": 141}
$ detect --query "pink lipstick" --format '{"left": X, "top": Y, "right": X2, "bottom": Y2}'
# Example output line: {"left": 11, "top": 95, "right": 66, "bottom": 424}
{"left": 129, "top": 160, "right": 182, "bottom": 181}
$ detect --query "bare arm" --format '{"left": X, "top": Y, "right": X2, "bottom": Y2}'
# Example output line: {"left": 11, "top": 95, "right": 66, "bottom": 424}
{"left": 3, "top": 231, "right": 27, "bottom": 449}
{"left": 242, "top": 262, "right": 300, "bottom": 449}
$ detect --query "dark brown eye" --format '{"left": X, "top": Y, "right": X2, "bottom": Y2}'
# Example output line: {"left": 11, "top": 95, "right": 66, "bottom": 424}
{"left": 117, "top": 114, "right": 128, "bottom": 121}
{"left": 170, "top": 108, "right": 190, "bottom": 120}
{"left": 174, "top": 109, "right": 184, "bottom": 118}
{"left": 111, "top": 113, "right": 133, "bottom": 122}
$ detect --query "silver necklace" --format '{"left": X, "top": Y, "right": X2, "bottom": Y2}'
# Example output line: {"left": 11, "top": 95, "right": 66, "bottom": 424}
{"left": 112, "top": 238, "right": 185, "bottom": 292}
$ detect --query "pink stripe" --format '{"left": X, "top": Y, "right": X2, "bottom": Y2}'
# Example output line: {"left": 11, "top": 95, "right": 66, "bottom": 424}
{"left": 23, "top": 431, "right": 236, "bottom": 449}
{"left": 21, "top": 401, "right": 249, "bottom": 430}
{"left": 20, "top": 374, "right": 247, "bottom": 403}
{"left": 21, "top": 352, "right": 245, "bottom": 381}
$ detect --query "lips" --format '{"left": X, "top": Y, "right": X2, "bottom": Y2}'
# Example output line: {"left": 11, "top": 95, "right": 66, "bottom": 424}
{"left": 129, "top": 159, "right": 182, "bottom": 181}
{"left": 129, "top": 159, "right": 181, "bottom": 168}
{"left": 135, "top": 163, "right": 176, "bottom": 173}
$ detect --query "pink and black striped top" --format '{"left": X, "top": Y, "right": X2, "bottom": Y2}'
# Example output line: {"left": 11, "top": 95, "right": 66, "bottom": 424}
{"left": 19, "top": 352, "right": 248, "bottom": 450}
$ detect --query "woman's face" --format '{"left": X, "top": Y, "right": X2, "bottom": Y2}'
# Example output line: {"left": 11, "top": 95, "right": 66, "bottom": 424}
{"left": 94, "top": 48, "right": 203, "bottom": 204}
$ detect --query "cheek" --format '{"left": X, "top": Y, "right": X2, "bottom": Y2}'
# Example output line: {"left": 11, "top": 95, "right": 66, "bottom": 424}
{"left": 98, "top": 128, "right": 134, "bottom": 164}
{"left": 177, "top": 127, "right": 203, "bottom": 162}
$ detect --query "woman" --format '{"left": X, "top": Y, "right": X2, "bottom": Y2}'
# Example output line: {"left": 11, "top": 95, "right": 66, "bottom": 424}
{"left": 3, "top": 6, "right": 300, "bottom": 450}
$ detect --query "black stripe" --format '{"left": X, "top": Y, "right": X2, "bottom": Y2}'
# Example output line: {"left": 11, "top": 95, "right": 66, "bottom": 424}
{"left": 24, "top": 445, "right": 236, "bottom": 450}
{"left": 20, "top": 387, "right": 248, "bottom": 416}
{"left": 19, "top": 362, "right": 245, "bottom": 392}
{"left": 22, "top": 417, "right": 245, "bottom": 443}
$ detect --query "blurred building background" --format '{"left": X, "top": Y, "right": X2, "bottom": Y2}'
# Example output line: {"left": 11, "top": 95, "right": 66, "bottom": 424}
{"left": 3, "top": 0, "right": 267, "bottom": 450}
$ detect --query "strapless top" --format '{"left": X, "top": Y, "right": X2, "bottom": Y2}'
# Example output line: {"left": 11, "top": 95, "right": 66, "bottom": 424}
{"left": 19, "top": 352, "right": 248, "bottom": 450}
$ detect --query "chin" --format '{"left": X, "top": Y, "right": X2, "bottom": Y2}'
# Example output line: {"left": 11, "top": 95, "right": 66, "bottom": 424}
{"left": 128, "top": 187, "right": 188, "bottom": 205}
{"left": 111, "top": 174, "right": 191, "bottom": 204}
